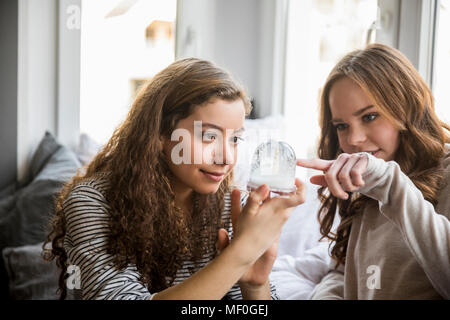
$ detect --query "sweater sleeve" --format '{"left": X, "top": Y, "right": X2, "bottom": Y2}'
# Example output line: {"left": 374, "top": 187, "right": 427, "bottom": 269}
{"left": 357, "top": 153, "right": 450, "bottom": 299}
{"left": 309, "top": 255, "right": 344, "bottom": 300}
{"left": 63, "top": 185, "right": 153, "bottom": 300}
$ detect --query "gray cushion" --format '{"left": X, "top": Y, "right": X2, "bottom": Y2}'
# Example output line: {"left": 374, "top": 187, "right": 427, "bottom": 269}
{"left": 0, "top": 132, "right": 81, "bottom": 299}
{"left": 75, "top": 133, "right": 102, "bottom": 166}
{"left": 2, "top": 242, "right": 80, "bottom": 300}
{"left": 29, "top": 132, "right": 61, "bottom": 181}
{"left": 0, "top": 138, "right": 81, "bottom": 248}
{"left": 0, "top": 184, "right": 17, "bottom": 201}
{"left": 2, "top": 243, "right": 60, "bottom": 300}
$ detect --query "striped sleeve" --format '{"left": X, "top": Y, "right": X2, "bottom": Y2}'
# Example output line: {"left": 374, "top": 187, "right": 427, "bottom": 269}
{"left": 63, "top": 179, "right": 279, "bottom": 300}
{"left": 63, "top": 182, "right": 152, "bottom": 300}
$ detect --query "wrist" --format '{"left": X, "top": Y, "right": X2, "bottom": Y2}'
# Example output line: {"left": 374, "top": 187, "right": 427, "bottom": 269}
{"left": 226, "top": 237, "right": 258, "bottom": 267}
{"left": 240, "top": 280, "right": 271, "bottom": 300}
{"left": 239, "top": 279, "right": 269, "bottom": 291}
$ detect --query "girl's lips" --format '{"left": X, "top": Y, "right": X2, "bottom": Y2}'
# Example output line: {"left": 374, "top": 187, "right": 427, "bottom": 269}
{"left": 200, "top": 170, "right": 225, "bottom": 182}
{"left": 367, "top": 149, "right": 381, "bottom": 157}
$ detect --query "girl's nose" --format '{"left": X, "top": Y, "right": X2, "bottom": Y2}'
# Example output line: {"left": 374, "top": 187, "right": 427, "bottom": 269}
{"left": 347, "top": 126, "right": 367, "bottom": 146}
{"left": 223, "top": 143, "right": 235, "bottom": 165}
{"left": 213, "top": 141, "right": 235, "bottom": 165}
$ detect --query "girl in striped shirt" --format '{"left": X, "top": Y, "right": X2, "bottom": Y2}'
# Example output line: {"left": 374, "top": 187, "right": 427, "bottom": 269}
{"left": 43, "top": 58, "right": 305, "bottom": 300}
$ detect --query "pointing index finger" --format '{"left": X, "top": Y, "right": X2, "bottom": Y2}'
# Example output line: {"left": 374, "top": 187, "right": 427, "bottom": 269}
{"left": 296, "top": 158, "right": 334, "bottom": 172}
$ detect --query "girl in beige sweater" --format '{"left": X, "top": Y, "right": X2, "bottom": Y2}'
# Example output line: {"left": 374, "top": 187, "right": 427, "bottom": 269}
{"left": 297, "top": 44, "right": 450, "bottom": 299}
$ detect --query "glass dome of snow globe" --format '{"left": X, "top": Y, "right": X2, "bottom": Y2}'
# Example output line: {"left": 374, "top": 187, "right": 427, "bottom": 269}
{"left": 247, "top": 140, "right": 297, "bottom": 195}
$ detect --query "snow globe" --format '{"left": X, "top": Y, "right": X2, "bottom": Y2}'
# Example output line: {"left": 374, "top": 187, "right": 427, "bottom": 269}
{"left": 247, "top": 140, "right": 297, "bottom": 196}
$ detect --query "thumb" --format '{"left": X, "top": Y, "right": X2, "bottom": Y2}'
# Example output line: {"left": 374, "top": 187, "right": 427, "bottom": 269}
{"left": 243, "top": 184, "right": 270, "bottom": 216}
{"left": 310, "top": 174, "right": 327, "bottom": 187}
{"left": 216, "top": 228, "right": 230, "bottom": 255}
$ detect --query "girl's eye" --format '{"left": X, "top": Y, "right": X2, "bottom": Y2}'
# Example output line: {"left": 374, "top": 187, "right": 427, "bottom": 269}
{"left": 202, "top": 132, "right": 217, "bottom": 142}
{"left": 362, "top": 113, "right": 378, "bottom": 122}
{"left": 230, "top": 136, "right": 244, "bottom": 145}
{"left": 334, "top": 123, "right": 348, "bottom": 131}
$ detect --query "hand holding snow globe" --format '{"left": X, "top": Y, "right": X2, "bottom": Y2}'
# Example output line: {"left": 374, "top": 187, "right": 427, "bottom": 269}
{"left": 247, "top": 140, "right": 297, "bottom": 196}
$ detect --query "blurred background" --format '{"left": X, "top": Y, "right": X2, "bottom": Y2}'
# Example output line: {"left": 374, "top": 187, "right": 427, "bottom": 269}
{"left": 1, "top": 0, "right": 449, "bottom": 188}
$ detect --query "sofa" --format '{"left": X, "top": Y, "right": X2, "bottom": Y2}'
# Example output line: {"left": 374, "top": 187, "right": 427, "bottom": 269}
{"left": 0, "top": 131, "right": 91, "bottom": 299}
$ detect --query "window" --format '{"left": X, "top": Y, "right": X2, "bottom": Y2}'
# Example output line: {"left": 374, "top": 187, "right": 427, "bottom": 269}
{"left": 283, "top": 0, "right": 379, "bottom": 180}
{"left": 80, "top": 0, "right": 177, "bottom": 144}
{"left": 433, "top": 0, "right": 450, "bottom": 123}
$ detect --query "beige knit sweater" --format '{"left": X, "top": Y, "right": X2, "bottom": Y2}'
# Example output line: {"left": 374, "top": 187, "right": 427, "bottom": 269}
{"left": 310, "top": 145, "right": 450, "bottom": 299}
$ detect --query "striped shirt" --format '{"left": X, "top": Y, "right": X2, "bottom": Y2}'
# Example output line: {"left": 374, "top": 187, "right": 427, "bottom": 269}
{"left": 63, "top": 173, "right": 279, "bottom": 300}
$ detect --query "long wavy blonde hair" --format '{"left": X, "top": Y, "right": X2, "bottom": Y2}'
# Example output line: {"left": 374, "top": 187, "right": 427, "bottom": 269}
{"left": 43, "top": 58, "right": 252, "bottom": 299}
{"left": 316, "top": 43, "right": 450, "bottom": 268}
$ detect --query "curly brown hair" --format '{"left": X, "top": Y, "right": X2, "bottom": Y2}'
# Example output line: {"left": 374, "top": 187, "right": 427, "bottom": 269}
{"left": 43, "top": 58, "right": 252, "bottom": 299}
{"left": 316, "top": 43, "right": 450, "bottom": 268}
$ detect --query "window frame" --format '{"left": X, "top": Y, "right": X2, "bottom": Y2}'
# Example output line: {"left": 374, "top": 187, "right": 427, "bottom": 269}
{"left": 57, "top": 0, "right": 82, "bottom": 151}
{"left": 55, "top": 0, "right": 441, "bottom": 135}
{"left": 378, "top": 0, "right": 439, "bottom": 87}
